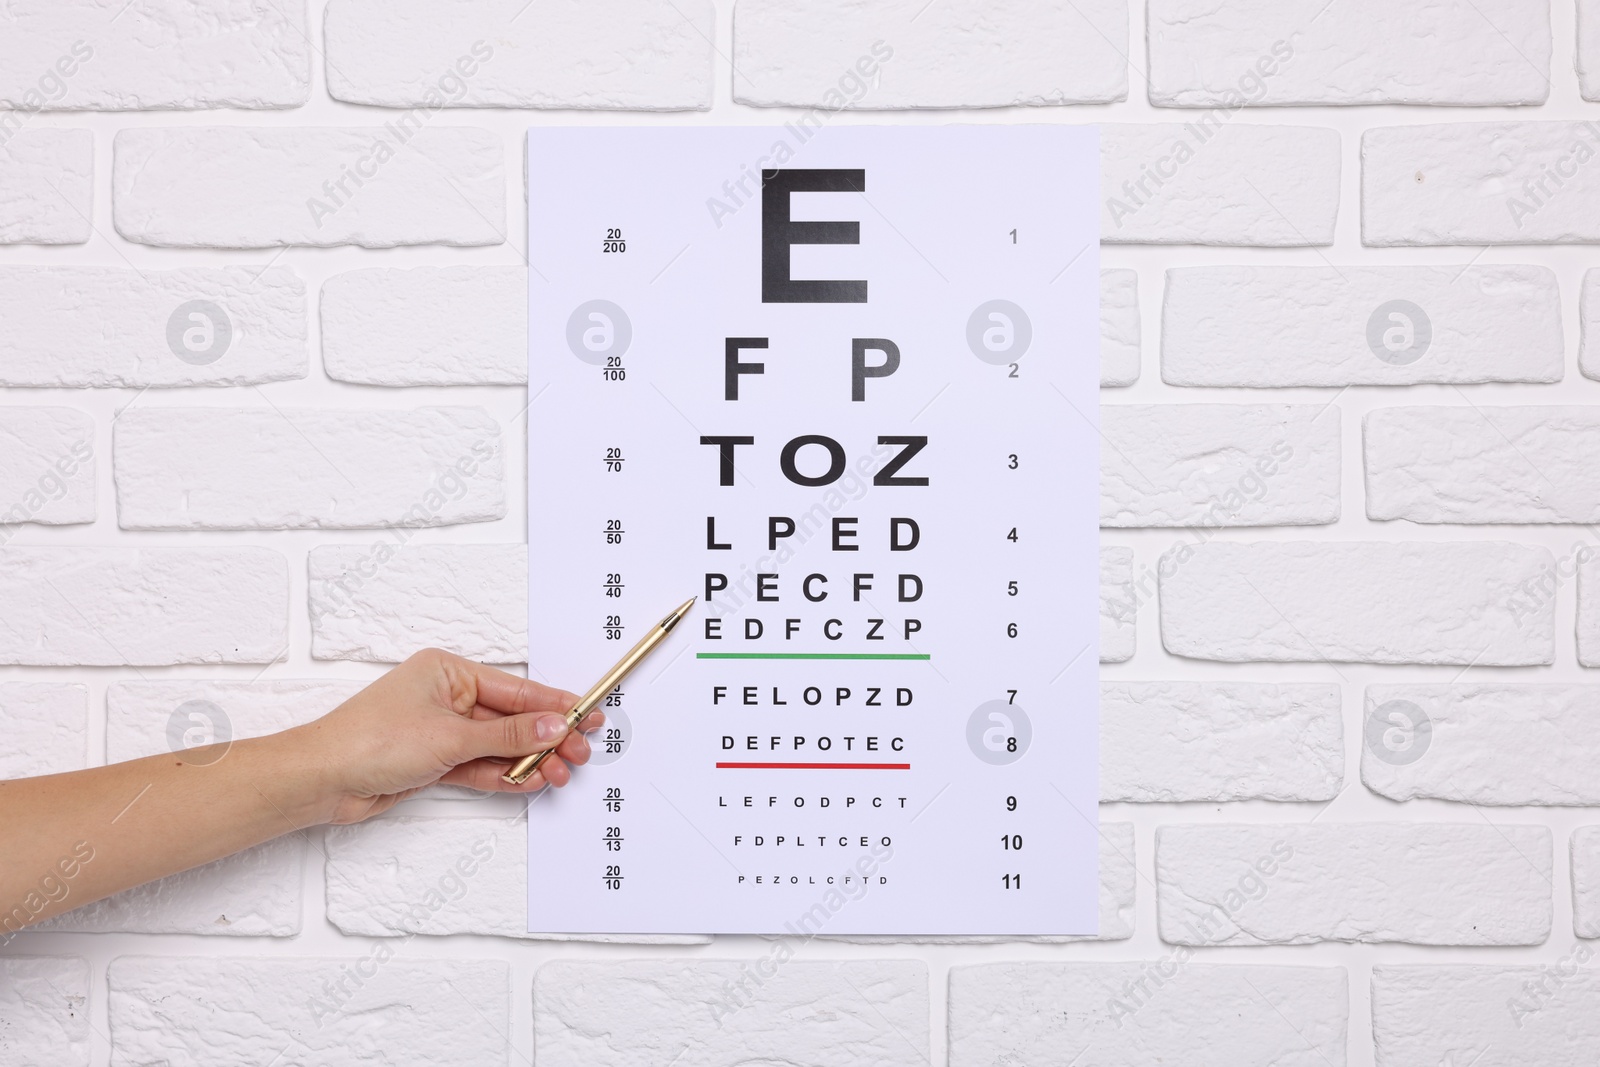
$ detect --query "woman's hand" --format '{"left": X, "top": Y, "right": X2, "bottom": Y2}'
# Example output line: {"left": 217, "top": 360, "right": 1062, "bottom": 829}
{"left": 0, "top": 649, "right": 600, "bottom": 929}
{"left": 292, "top": 648, "right": 602, "bottom": 825}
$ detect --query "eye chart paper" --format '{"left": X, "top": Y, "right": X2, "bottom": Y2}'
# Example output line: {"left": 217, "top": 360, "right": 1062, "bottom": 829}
{"left": 527, "top": 126, "right": 1099, "bottom": 936}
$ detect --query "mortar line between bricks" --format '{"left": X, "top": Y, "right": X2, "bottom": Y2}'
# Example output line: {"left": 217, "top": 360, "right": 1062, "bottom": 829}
{"left": 1239, "top": 973, "right": 1341, "bottom": 1067}
{"left": 39, "top": 973, "right": 114, "bottom": 1051}
{"left": 1049, "top": 781, "right": 1156, "bottom": 897}
{"left": 41, "top": 177, "right": 151, "bottom": 282}
{"left": 1456, "top": 792, "right": 1555, "bottom": 889}
{"left": 1448, "top": 245, "right": 1492, "bottom": 284}
{"left": 241, "top": 245, "right": 292, "bottom": 294}
{"left": 1060, "top": 0, "right": 1149, "bottom": 86}
{"left": 443, "top": 978, "right": 525, "bottom": 1065}
{"left": 437, "top": 573, "right": 538, "bottom": 680}
{"left": 662, "top": 0, "right": 756, "bottom": 90}
{"left": 1238, "top": 176, "right": 1345, "bottom": 278}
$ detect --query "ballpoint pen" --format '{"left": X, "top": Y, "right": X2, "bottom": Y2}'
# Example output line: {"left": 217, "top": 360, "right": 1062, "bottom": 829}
{"left": 502, "top": 595, "right": 696, "bottom": 785}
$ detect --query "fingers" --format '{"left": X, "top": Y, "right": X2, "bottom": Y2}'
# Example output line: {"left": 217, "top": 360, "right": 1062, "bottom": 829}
{"left": 440, "top": 758, "right": 563, "bottom": 792}
{"left": 439, "top": 730, "right": 592, "bottom": 793}
{"left": 457, "top": 709, "right": 571, "bottom": 762}
{"left": 455, "top": 659, "right": 579, "bottom": 718}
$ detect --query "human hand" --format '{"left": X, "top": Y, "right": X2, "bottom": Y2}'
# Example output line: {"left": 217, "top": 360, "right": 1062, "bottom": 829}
{"left": 290, "top": 648, "right": 602, "bottom": 825}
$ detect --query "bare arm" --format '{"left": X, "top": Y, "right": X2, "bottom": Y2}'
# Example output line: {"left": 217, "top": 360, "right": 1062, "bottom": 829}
{"left": 0, "top": 649, "right": 595, "bottom": 930}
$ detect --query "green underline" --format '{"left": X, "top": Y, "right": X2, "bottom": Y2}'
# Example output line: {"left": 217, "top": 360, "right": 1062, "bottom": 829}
{"left": 696, "top": 652, "right": 932, "bottom": 661}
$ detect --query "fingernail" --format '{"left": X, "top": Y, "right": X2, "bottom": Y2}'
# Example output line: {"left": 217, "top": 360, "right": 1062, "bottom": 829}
{"left": 536, "top": 715, "right": 568, "bottom": 742}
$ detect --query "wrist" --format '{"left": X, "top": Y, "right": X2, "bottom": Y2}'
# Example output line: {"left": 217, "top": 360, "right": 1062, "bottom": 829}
{"left": 243, "top": 726, "right": 347, "bottom": 828}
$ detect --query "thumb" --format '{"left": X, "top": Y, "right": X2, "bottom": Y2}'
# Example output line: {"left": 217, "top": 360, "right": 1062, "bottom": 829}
{"left": 457, "top": 712, "right": 570, "bottom": 762}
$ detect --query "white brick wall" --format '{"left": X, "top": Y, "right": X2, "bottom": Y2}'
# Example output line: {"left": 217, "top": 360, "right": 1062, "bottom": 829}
{"left": 0, "top": 266, "right": 306, "bottom": 387}
{"left": 7, "top": 3, "right": 1600, "bottom": 1064}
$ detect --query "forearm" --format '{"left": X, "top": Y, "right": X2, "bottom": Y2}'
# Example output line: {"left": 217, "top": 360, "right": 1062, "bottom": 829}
{"left": 0, "top": 727, "right": 337, "bottom": 930}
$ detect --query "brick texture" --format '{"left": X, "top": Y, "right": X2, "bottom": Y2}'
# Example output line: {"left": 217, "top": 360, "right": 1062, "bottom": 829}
{"left": 7, "top": 5, "right": 1600, "bottom": 1064}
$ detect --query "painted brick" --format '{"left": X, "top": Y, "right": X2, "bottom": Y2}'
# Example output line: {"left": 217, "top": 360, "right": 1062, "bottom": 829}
{"left": 0, "top": 266, "right": 306, "bottom": 387}
{"left": 30, "top": 838, "right": 302, "bottom": 937}
{"left": 1162, "top": 265, "right": 1563, "bottom": 387}
{"left": 949, "top": 962, "right": 1347, "bottom": 1067}
{"left": 1367, "top": 406, "right": 1600, "bottom": 523}
{"left": 325, "top": 816, "right": 708, "bottom": 944}
{"left": 0, "top": 957, "right": 89, "bottom": 1066}
{"left": 1157, "top": 823, "right": 1552, "bottom": 945}
{"left": 1148, "top": 0, "right": 1549, "bottom": 107}
{"left": 108, "top": 956, "right": 509, "bottom": 1065}
{"left": 1574, "top": 826, "right": 1600, "bottom": 938}
{"left": 535, "top": 959, "right": 928, "bottom": 1066}
{"left": 1160, "top": 541, "right": 1555, "bottom": 665}
{"left": 1577, "top": 555, "right": 1600, "bottom": 668}
{"left": 1101, "top": 405, "right": 1339, "bottom": 528}
{"left": 326, "top": 0, "right": 713, "bottom": 110}
{"left": 0, "top": 547, "right": 287, "bottom": 666}
{"left": 113, "top": 406, "right": 503, "bottom": 530}
{"left": 1373, "top": 966, "right": 1600, "bottom": 1066}
{"left": 1100, "top": 268, "right": 1140, "bottom": 387}
{"left": 1364, "top": 686, "right": 1600, "bottom": 806}
{"left": 1102, "top": 682, "right": 1342, "bottom": 802}
{"left": 1100, "top": 546, "right": 1135, "bottom": 663}
{"left": 0, "top": 129, "right": 92, "bottom": 244}
{"left": 732, "top": 0, "right": 1126, "bottom": 107}
{"left": 113, "top": 127, "right": 505, "bottom": 248}
{"left": 1580, "top": 0, "right": 1600, "bottom": 101}
{"left": 1103, "top": 124, "right": 1339, "bottom": 245}
{"left": 309, "top": 543, "right": 524, "bottom": 663}
{"left": 0, "top": 683, "right": 87, "bottom": 779}
{"left": 1575, "top": 267, "right": 1600, "bottom": 382}
{"left": 827, "top": 823, "right": 1136, "bottom": 943}
{"left": 0, "top": 2, "right": 309, "bottom": 109}
{"left": 322, "top": 267, "right": 524, "bottom": 386}
{"left": 1364, "top": 122, "right": 1600, "bottom": 245}
{"left": 0, "top": 408, "right": 94, "bottom": 527}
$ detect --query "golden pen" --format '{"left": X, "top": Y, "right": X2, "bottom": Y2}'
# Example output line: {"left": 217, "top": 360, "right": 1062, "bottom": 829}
{"left": 502, "top": 595, "right": 696, "bottom": 785}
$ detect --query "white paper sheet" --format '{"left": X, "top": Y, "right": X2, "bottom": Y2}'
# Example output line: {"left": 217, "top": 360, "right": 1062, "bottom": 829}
{"left": 527, "top": 125, "right": 1100, "bottom": 935}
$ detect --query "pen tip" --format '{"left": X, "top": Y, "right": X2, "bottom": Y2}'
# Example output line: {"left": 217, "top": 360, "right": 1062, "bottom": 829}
{"left": 662, "top": 596, "right": 697, "bottom": 630}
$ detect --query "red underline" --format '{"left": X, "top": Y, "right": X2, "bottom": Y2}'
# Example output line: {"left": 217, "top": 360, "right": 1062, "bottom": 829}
{"left": 715, "top": 761, "right": 911, "bottom": 770}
